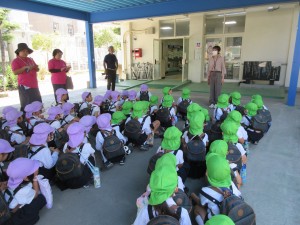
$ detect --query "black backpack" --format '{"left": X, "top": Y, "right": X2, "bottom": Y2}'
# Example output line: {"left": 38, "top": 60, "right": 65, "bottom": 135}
{"left": 185, "top": 133, "right": 206, "bottom": 162}
{"left": 100, "top": 100, "right": 110, "bottom": 113}
{"left": 74, "top": 103, "right": 92, "bottom": 118}
{"left": 200, "top": 187, "right": 256, "bottom": 225}
{"left": 100, "top": 130, "right": 124, "bottom": 161}
{"left": 172, "top": 189, "right": 192, "bottom": 214}
{"left": 257, "top": 109, "right": 272, "bottom": 122}
{"left": 0, "top": 192, "right": 11, "bottom": 224}
{"left": 226, "top": 143, "right": 242, "bottom": 171}
{"left": 147, "top": 152, "right": 164, "bottom": 175}
{"left": 124, "top": 116, "right": 148, "bottom": 141}
{"left": 6, "top": 144, "right": 30, "bottom": 161}
{"left": 0, "top": 129, "right": 12, "bottom": 143}
{"left": 235, "top": 105, "right": 246, "bottom": 116}
{"left": 140, "top": 91, "right": 150, "bottom": 101}
{"left": 56, "top": 146, "right": 84, "bottom": 181}
{"left": 147, "top": 205, "right": 180, "bottom": 225}
{"left": 245, "top": 115, "right": 268, "bottom": 133}
{"left": 177, "top": 99, "right": 191, "bottom": 114}
{"left": 156, "top": 107, "right": 172, "bottom": 123}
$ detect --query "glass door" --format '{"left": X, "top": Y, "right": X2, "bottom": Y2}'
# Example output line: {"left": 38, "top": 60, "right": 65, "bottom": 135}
{"left": 224, "top": 36, "right": 243, "bottom": 80}
{"left": 204, "top": 37, "right": 222, "bottom": 79}
{"left": 153, "top": 39, "right": 162, "bottom": 80}
{"left": 182, "top": 37, "right": 189, "bottom": 82}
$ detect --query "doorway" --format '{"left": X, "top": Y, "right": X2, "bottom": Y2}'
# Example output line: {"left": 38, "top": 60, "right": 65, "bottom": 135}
{"left": 162, "top": 39, "right": 183, "bottom": 81}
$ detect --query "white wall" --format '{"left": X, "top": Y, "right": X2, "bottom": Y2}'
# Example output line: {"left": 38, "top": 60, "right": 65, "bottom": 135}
{"left": 242, "top": 8, "right": 294, "bottom": 86}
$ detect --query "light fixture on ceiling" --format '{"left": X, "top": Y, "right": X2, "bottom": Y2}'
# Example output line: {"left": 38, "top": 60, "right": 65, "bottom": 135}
{"left": 267, "top": 6, "right": 280, "bottom": 12}
{"left": 160, "top": 26, "right": 173, "bottom": 30}
{"left": 224, "top": 21, "right": 237, "bottom": 25}
{"left": 218, "top": 11, "right": 246, "bottom": 17}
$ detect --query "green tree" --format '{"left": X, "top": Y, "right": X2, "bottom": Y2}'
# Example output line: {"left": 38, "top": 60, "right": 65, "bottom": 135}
{"left": 94, "top": 27, "right": 121, "bottom": 52}
{"left": 32, "top": 33, "right": 53, "bottom": 60}
{"left": 0, "top": 9, "right": 19, "bottom": 90}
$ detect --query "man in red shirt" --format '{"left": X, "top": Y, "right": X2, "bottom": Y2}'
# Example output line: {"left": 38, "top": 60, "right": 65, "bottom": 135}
{"left": 11, "top": 43, "right": 42, "bottom": 112}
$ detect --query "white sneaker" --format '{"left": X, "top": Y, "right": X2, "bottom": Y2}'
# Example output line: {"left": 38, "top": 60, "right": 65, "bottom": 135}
{"left": 209, "top": 104, "right": 215, "bottom": 108}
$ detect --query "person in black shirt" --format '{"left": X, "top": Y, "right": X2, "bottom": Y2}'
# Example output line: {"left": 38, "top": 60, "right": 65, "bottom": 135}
{"left": 103, "top": 46, "right": 118, "bottom": 91}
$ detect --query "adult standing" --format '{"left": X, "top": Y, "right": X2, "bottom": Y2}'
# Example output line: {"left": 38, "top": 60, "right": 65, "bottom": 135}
{"left": 11, "top": 43, "right": 42, "bottom": 112}
{"left": 48, "top": 49, "right": 71, "bottom": 102}
{"left": 207, "top": 46, "right": 226, "bottom": 109}
{"left": 103, "top": 46, "right": 118, "bottom": 91}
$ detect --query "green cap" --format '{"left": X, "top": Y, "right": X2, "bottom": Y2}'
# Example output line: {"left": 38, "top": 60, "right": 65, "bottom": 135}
{"left": 208, "top": 140, "right": 228, "bottom": 158}
{"left": 227, "top": 110, "right": 242, "bottom": 125}
{"left": 162, "top": 95, "right": 174, "bottom": 108}
{"left": 217, "top": 94, "right": 229, "bottom": 109}
{"left": 161, "top": 126, "right": 182, "bottom": 151}
{"left": 221, "top": 121, "right": 239, "bottom": 143}
{"left": 163, "top": 87, "right": 172, "bottom": 96}
{"left": 252, "top": 98, "right": 264, "bottom": 110}
{"left": 230, "top": 92, "right": 241, "bottom": 106}
{"left": 245, "top": 102, "right": 258, "bottom": 117}
{"left": 155, "top": 153, "right": 177, "bottom": 170}
{"left": 140, "top": 101, "right": 150, "bottom": 114}
{"left": 132, "top": 101, "right": 144, "bottom": 119}
{"left": 206, "top": 154, "right": 231, "bottom": 188}
{"left": 111, "top": 111, "right": 126, "bottom": 125}
{"left": 189, "top": 111, "right": 204, "bottom": 136}
{"left": 148, "top": 165, "right": 178, "bottom": 205}
{"left": 205, "top": 215, "right": 235, "bottom": 225}
{"left": 251, "top": 94, "right": 262, "bottom": 101}
{"left": 200, "top": 108, "right": 210, "bottom": 122}
{"left": 122, "top": 101, "right": 133, "bottom": 115}
{"left": 182, "top": 88, "right": 191, "bottom": 100}
{"left": 150, "top": 95, "right": 158, "bottom": 106}
{"left": 187, "top": 103, "right": 202, "bottom": 120}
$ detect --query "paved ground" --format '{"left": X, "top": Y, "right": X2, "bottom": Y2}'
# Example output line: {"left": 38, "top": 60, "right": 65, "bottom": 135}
{"left": 0, "top": 74, "right": 299, "bottom": 225}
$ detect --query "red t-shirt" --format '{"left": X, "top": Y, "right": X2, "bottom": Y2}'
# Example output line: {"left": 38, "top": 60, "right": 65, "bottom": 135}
{"left": 48, "top": 58, "right": 67, "bottom": 84}
{"left": 11, "top": 57, "right": 39, "bottom": 88}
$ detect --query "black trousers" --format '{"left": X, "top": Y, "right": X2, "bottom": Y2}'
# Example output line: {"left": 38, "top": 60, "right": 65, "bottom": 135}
{"left": 52, "top": 83, "right": 66, "bottom": 103}
{"left": 10, "top": 194, "right": 46, "bottom": 225}
{"left": 18, "top": 85, "right": 42, "bottom": 112}
{"left": 107, "top": 70, "right": 116, "bottom": 91}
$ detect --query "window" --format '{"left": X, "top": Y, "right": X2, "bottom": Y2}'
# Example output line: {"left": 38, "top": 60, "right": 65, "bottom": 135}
{"left": 160, "top": 20, "right": 174, "bottom": 38}
{"left": 159, "top": 19, "right": 190, "bottom": 38}
{"left": 68, "top": 24, "right": 74, "bottom": 36}
{"left": 53, "top": 22, "right": 59, "bottom": 32}
{"left": 175, "top": 19, "right": 189, "bottom": 36}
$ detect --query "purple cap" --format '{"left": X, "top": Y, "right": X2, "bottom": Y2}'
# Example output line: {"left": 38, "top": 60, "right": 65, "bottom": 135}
{"left": 96, "top": 113, "right": 112, "bottom": 130}
{"left": 105, "top": 90, "right": 112, "bottom": 96}
{"left": 128, "top": 90, "right": 137, "bottom": 101}
{"left": 7, "top": 158, "right": 40, "bottom": 189}
{"left": 24, "top": 101, "right": 43, "bottom": 119}
{"left": 67, "top": 122, "right": 85, "bottom": 148}
{"left": 62, "top": 102, "right": 75, "bottom": 116}
{"left": 56, "top": 88, "right": 68, "bottom": 102}
{"left": 0, "top": 139, "right": 14, "bottom": 154}
{"left": 6, "top": 109, "right": 23, "bottom": 127}
{"left": 122, "top": 90, "right": 128, "bottom": 97}
{"left": 79, "top": 115, "right": 96, "bottom": 133}
{"left": 29, "top": 123, "right": 54, "bottom": 145}
{"left": 93, "top": 95, "right": 104, "bottom": 106}
{"left": 103, "top": 93, "right": 110, "bottom": 101}
{"left": 2, "top": 106, "right": 16, "bottom": 119}
{"left": 141, "top": 84, "right": 148, "bottom": 92}
{"left": 47, "top": 106, "right": 63, "bottom": 120}
{"left": 111, "top": 91, "right": 120, "bottom": 102}
{"left": 81, "top": 92, "right": 91, "bottom": 102}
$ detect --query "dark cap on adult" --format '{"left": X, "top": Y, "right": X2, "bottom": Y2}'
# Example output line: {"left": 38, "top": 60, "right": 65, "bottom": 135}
{"left": 15, "top": 43, "right": 33, "bottom": 54}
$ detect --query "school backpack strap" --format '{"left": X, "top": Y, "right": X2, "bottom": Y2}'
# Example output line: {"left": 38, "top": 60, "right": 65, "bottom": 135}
{"left": 141, "top": 115, "right": 149, "bottom": 129}
{"left": 199, "top": 189, "right": 221, "bottom": 207}
{"left": 173, "top": 150, "right": 178, "bottom": 156}
{"left": 148, "top": 205, "right": 155, "bottom": 220}
{"left": 5, "top": 182, "right": 29, "bottom": 206}
{"left": 60, "top": 115, "right": 69, "bottom": 127}
{"left": 28, "top": 146, "right": 46, "bottom": 159}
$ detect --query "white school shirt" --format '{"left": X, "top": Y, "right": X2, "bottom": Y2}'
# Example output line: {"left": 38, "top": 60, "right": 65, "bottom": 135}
{"left": 241, "top": 115, "right": 251, "bottom": 127}
{"left": 1, "top": 119, "right": 8, "bottom": 129}
{"left": 63, "top": 143, "right": 95, "bottom": 164}
{"left": 237, "top": 126, "right": 248, "bottom": 140}
{"left": 9, "top": 125, "right": 26, "bottom": 144}
{"left": 200, "top": 182, "right": 241, "bottom": 219}
{"left": 133, "top": 197, "right": 192, "bottom": 225}
{"left": 91, "top": 104, "right": 100, "bottom": 116}
{"left": 214, "top": 107, "right": 230, "bottom": 121}
{"left": 182, "top": 131, "right": 209, "bottom": 146}
{"left": 95, "top": 128, "right": 126, "bottom": 151}
{"left": 136, "top": 91, "right": 152, "bottom": 100}
{"left": 50, "top": 120, "right": 62, "bottom": 130}
{"left": 149, "top": 105, "right": 158, "bottom": 114}
{"left": 125, "top": 115, "right": 152, "bottom": 135}
{"left": 79, "top": 102, "right": 91, "bottom": 111}
{"left": 112, "top": 125, "right": 128, "bottom": 143}
{"left": 168, "top": 150, "right": 184, "bottom": 171}
{"left": 26, "top": 116, "right": 44, "bottom": 130}
{"left": 235, "top": 143, "right": 246, "bottom": 156}
{"left": 61, "top": 115, "right": 75, "bottom": 127}
{"left": 5, "top": 183, "right": 36, "bottom": 209}
{"left": 29, "top": 145, "right": 59, "bottom": 169}
{"left": 177, "top": 97, "right": 193, "bottom": 106}
{"left": 109, "top": 100, "right": 122, "bottom": 113}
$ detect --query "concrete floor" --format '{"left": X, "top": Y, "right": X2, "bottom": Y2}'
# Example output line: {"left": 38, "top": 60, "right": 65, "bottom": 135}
{"left": 0, "top": 76, "right": 299, "bottom": 225}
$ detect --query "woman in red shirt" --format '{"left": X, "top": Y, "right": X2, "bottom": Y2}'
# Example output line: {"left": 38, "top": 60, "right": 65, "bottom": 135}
{"left": 11, "top": 43, "right": 42, "bottom": 112}
{"left": 48, "top": 49, "right": 71, "bottom": 103}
